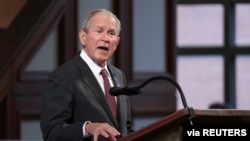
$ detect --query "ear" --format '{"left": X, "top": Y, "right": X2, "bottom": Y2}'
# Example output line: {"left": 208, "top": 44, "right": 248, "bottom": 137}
{"left": 79, "top": 30, "right": 86, "bottom": 46}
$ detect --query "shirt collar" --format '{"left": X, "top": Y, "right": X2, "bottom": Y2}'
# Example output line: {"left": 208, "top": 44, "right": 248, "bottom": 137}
{"left": 80, "top": 49, "right": 109, "bottom": 77}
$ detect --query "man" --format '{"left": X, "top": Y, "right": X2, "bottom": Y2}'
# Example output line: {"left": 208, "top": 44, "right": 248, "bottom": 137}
{"left": 40, "top": 9, "right": 134, "bottom": 141}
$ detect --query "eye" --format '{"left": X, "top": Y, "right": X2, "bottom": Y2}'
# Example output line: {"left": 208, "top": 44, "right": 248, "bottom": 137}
{"left": 95, "top": 27, "right": 104, "bottom": 33}
{"left": 108, "top": 31, "right": 116, "bottom": 36}
{"left": 97, "top": 30, "right": 102, "bottom": 33}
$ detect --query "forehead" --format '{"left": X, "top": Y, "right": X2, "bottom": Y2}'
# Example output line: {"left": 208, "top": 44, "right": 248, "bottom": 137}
{"left": 90, "top": 13, "right": 118, "bottom": 29}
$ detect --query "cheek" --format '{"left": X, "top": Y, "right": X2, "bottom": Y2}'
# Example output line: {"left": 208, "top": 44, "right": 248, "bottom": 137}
{"left": 85, "top": 37, "right": 97, "bottom": 47}
{"left": 86, "top": 33, "right": 98, "bottom": 42}
{"left": 109, "top": 46, "right": 117, "bottom": 56}
{"left": 110, "top": 44, "right": 117, "bottom": 53}
{"left": 111, "top": 39, "right": 119, "bottom": 48}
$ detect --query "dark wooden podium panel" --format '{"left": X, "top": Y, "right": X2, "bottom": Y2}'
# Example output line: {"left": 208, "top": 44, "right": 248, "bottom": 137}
{"left": 119, "top": 108, "right": 250, "bottom": 141}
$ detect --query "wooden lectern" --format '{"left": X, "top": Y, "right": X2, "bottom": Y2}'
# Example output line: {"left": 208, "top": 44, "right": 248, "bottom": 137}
{"left": 119, "top": 108, "right": 250, "bottom": 141}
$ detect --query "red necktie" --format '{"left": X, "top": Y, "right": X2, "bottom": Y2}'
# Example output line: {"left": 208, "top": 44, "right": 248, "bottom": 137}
{"left": 100, "top": 69, "right": 118, "bottom": 121}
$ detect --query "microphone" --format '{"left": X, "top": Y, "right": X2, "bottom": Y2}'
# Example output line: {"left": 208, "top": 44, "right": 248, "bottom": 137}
{"left": 109, "top": 86, "right": 141, "bottom": 96}
{"left": 109, "top": 75, "right": 195, "bottom": 126}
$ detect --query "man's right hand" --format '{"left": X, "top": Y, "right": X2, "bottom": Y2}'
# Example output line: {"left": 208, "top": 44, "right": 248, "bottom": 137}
{"left": 85, "top": 122, "right": 121, "bottom": 141}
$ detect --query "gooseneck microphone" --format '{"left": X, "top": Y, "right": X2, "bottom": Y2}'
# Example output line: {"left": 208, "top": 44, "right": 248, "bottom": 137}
{"left": 110, "top": 75, "right": 195, "bottom": 126}
{"left": 109, "top": 86, "right": 141, "bottom": 96}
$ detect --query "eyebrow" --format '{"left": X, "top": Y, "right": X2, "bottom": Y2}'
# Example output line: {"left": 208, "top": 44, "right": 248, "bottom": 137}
{"left": 95, "top": 26, "right": 118, "bottom": 35}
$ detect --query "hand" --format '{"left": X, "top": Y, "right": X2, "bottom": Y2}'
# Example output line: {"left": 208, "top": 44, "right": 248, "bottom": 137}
{"left": 85, "top": 122, "right": 121, "bottom": 141}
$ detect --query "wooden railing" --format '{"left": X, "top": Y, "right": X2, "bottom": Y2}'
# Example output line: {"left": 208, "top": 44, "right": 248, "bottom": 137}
{"left": 0, "top": 0, "right": 77, "bottom": 139}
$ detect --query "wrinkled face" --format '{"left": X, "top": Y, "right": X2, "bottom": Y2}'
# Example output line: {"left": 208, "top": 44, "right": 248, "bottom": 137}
{"left": 79, "top": 13, "right": 120, "bottom": 67}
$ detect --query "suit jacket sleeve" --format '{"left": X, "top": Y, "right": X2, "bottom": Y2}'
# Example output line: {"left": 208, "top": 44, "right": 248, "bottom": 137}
{"left": 40, "top": 67, "right": 86, "bottom": 141}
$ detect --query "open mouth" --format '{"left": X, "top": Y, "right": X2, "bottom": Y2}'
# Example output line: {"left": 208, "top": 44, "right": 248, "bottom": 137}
{"left": 98, "top": 46, "right": 109, "bottom": 51}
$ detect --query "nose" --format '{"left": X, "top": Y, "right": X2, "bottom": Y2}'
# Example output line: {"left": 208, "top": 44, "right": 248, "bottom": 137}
{"left": 101, "top": 33, "right": 110, "bottom": 42}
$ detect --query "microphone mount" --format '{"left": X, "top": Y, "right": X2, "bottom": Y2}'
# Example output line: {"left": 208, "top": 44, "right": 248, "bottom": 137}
{"left": 110, "top": 75, "right": 195, "bottom": 126}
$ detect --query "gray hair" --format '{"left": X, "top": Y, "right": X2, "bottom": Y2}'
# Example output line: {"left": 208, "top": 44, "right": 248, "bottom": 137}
{"left": 81, "top": 9, "right": 121, "bottom": 36}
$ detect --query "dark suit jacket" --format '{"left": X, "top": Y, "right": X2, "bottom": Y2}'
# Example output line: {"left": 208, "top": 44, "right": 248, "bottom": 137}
{"left": 40, "top": 54, "right": 134, "bottom": 141}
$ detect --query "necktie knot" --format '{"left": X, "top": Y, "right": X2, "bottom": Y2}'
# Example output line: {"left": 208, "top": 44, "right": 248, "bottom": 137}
{"left": 100, "top": 69, "right": 109, "bottom": 79}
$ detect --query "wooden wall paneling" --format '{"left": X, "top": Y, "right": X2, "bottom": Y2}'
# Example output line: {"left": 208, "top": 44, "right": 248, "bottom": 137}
{"left": 113, "top": 0, "right": 177, "bottom": 117}
{"left": 0, "top": 0, "right": 27, "bottom": 29}
{"left": 112, "top": 0, "right": 133, "bottom": 81}
{"left": 12, "top": 0, "right": 77, "bottom": 120}
{"left": 0, "top": 0, "right": 78, "bottom": 138}
{"left": 11, "top": 0, "right": 64, "bottom": 120}
{"left": 0, "top": 0, "right": 51, "bottom": 77}
{"left": 58, "top": 0, "right": 78, "bottom": 64}
{"left": 0, "top": 67, "right": 20, "bottom": 139}
{"left": 166, "top": 0, "right": 177, "bottom": 78}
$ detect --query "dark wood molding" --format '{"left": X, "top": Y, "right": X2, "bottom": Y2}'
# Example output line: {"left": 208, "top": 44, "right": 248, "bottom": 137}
{"left": 0, "top": 0, "right": 51, "bottom": 77}
{"left": 58, "top": 0, "right": 78, "bottom": 64}
{"left": 0, "top": 0, "right": 78, "bottom": 139}
{"left": 166, "top": 0, "right": 177, "bottom": 78}
{"left": 113, "top": 0, "right": 177, "bottom": 117}
{"left": 14, "top": 72, "right": 48, "bottom": 120}
{"left": 0, "top": 68, "right": 20, "bottom": 138}
{"left": 113, "top": 0, "right": 133, "bottom": 81}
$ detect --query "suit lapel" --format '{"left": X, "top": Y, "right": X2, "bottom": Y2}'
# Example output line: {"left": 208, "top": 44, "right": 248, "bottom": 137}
{"left": 108, "top": 65, "right": 127, "bottom": 127}
{"left": 74, "top": 56, "right": 119, "bottom": 126}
